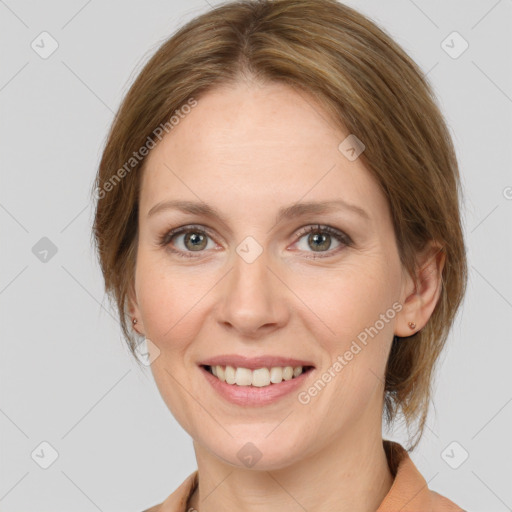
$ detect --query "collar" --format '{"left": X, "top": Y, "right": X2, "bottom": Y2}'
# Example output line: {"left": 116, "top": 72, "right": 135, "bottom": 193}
{"left": 145, "top": 440, "right": 464, "bottom": 512}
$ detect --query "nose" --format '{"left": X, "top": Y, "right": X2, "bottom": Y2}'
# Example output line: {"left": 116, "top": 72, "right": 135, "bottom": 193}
{"left": 214, "top": 248, "right": 290, "bottom": 338}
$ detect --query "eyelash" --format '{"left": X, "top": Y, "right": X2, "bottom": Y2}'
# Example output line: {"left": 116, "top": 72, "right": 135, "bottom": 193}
{"left": 158, "top": 224, "right": 353, "bottom": 259}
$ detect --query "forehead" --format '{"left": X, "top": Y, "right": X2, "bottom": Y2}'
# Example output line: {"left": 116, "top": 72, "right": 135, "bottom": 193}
{"left": 140, "top": 82, "right": 388, "bottom": 224}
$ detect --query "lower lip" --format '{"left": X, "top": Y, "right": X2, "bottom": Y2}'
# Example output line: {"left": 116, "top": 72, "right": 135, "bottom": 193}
{"left": 200, "top": 366, "right": 314, "bottom": 406}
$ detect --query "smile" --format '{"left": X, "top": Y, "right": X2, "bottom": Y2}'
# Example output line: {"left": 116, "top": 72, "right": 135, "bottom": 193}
{"left": 203, "top": 364, "right": 314, "bottom": 387}
{"left": 199, "top": 364, "right": 315, "bottom": 407}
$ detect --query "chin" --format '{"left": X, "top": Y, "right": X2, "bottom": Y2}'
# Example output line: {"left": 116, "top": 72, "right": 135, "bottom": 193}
{"left": 205, "top": 433, "right": 310, "bottom": 471}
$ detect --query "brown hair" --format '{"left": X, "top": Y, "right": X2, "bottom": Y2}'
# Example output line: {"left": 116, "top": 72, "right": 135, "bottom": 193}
{"left": 91, "top": 0, "right": 468, "bottom": 449}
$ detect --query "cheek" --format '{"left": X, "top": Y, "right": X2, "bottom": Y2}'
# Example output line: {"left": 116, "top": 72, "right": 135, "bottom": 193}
{"left": 135, "top": 252, "right": 206, "bottom": 347}
{"left": 300, "top": 271, "right": 397, "bottom": 432}
{"left": 295, "top": 256, "right": 399, "bottom": 399}
{"left": 293, "top": 255, "right": 399, "bottom": 338}
{"left": 135, "top": 256, "right": 208, "bottom": 432}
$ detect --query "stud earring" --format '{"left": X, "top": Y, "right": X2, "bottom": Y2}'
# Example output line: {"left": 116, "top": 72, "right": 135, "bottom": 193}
{"left": 132, "top": 318, "right": 138, "bottom": 325}
{"left": 408, "top": 321, "right": 416, "bottom": 330}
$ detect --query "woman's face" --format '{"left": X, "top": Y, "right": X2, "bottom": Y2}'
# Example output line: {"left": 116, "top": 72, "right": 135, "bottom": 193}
{"left": 131, "top": 81, "right": 411, "bottom": 469}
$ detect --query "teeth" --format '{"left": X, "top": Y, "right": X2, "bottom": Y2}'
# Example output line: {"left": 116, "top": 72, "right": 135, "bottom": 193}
{"left": 283, "top": 366, "right": 294, "bottom": 380}
{"left": 252, "top": 368, "right": 270, "bottom": 387}
{"left": 270, "top": 367, "right": 283, "bottom": 383}
{"left": 225, "top": 365, "right": 236, "bottom": 384}
{"left": 235, "top": 367, "right": 253, "bottom": 386}
{"left": 208, "top": 365, "right": 307, "bottom": 387}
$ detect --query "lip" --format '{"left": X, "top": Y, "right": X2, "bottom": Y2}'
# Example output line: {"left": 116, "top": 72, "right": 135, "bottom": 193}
{"left": 198, "top": 354, "right": 315, "bottom": 370}
{"left": 200, "top": 365, "right": 315, "bottom": 406}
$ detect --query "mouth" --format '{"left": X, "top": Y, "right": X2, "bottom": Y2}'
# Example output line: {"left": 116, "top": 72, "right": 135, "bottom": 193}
{"left": 197, "top": 354, "right": 316, "bottom": 405}
{"left": 200, "top": 364, "right": 315, "bottom": 387}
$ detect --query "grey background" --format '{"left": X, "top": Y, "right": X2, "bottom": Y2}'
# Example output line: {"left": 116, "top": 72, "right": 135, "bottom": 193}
{"left": 1, "top": 0, "right": 511, "bottom": 510}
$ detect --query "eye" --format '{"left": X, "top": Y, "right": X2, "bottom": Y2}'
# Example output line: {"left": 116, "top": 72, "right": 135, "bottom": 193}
{"left": 159, "top": 223, "right": 352, "bottom": 259}
{"left": 158, "top": 225, "right": 217, "bottom": 258}
{"left": 292, "top": 224, "right": 352, "bottom": 258}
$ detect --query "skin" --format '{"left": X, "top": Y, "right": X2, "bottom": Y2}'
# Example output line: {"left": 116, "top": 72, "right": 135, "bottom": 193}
{"left": 129, "top": 79, "right": 445, "bottom": 512}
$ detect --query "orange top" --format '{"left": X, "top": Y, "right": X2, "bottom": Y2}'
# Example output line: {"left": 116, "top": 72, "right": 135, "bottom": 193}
{"left": 143, "top": 441, "right": 465, "bottom": 512}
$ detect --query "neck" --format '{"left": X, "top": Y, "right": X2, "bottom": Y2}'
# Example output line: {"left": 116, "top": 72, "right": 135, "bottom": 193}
{"left": 188, "top": 426, "right": 393, "bottom": 512}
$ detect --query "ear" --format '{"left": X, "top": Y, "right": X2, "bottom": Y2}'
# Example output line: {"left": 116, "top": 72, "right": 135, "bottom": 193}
{"left": 127, "top": 280, "right": 145, "bottom": 335}
{"left": 395, "top": 240, "right": 446, "bottom": 337}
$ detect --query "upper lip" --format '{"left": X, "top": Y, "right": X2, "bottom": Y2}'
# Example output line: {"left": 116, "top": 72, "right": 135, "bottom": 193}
{"left": 199, "top": 354, "right": 315, "bottom": 370}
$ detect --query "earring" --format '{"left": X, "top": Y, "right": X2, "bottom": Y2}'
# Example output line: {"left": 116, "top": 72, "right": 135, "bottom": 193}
{"left": 408, "top": 321, "right": 416, "bottom": 330}
{"left": 132, "top": 318, "right": 138, "bottom": 325}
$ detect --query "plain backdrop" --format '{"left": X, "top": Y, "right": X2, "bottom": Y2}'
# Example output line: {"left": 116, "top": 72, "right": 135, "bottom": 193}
{"left": 1, "top": 0, "right": 511, "bottom": 511}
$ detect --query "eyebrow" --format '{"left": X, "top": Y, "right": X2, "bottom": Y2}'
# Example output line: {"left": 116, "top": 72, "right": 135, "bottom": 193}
{"left": 147, "top": 199, "right": 370, "bottom": 225}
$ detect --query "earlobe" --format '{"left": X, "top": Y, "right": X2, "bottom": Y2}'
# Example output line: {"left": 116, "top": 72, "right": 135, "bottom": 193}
{"left": 128, "top": 282, "right": 144, "bottom": 335}
{"left": 395, "top": 242, "right": 446, "bottom": 338}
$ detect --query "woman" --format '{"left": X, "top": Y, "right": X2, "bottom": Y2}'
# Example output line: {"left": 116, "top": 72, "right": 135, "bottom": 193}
{"left": 92, "top": 0, "right": 468, "bottom": 510}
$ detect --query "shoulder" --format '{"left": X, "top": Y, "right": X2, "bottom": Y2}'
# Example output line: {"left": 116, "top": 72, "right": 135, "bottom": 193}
{"left": 140, "top": 470, "right": 198, "bottom": 512}
{"left": 430, "top": 490, "right": 467, "bottom": 511}
{"left": 379, "top": 440, "right": 465, "bottom": 511}
{"left": 141, "top": 506, "right": 160, "bottom": 512}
